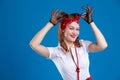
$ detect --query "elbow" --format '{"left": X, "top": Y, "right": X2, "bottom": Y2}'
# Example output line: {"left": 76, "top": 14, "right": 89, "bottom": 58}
{"left": 29, "top": 41, "right": 33, "bottom": 48}
{"left": 104, "top": 44, "right": 108, "bottom": 49}
{"left": 96, "top": 42, "right": 108, "bottom": 51}
{"left": 101, "top": 43, "right": 108, "bottom": 50}
{"left": 29, "top": 41, "right": 37, "bottom": 49}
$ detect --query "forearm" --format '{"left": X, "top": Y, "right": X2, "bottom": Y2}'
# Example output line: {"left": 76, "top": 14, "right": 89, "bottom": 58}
{"left": 90, "top": 22, "right": 108, "bottom": 49}
{"left": 30, "top": 22, "right": 53, "bottom": 45}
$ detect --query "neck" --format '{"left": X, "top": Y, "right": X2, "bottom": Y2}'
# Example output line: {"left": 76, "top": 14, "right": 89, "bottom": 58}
{"left": 64, "top": 40, "right": 74, "bottom": 51}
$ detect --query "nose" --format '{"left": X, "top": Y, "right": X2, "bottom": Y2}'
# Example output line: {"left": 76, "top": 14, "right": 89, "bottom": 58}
{"left": 72, "top": 29, "right": 79, "bottom": 35}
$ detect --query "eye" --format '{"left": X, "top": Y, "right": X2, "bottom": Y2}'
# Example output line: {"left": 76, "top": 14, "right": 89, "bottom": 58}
{"left": 69, "top": 27, "right": 74, "bottom": 30}
{"left": 76, "top": 28, "right": 79, "bottom": 31}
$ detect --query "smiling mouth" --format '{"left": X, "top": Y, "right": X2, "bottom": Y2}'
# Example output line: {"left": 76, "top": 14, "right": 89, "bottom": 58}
{"left": 70, "top": 35, "right": 76, "bottom": 38}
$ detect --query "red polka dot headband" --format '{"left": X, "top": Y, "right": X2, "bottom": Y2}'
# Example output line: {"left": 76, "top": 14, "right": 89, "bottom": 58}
{"left": 61, "top": 15, "right": 81, "bottom": 30}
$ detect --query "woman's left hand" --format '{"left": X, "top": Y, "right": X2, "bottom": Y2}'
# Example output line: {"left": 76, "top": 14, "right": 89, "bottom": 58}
{"left": 81, "top": 5, "right": 93, "bottom": 24}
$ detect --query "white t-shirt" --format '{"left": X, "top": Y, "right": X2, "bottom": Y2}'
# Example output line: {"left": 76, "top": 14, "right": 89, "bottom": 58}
{"left": 47, "top": 40, "right": 92, "bottom": 80}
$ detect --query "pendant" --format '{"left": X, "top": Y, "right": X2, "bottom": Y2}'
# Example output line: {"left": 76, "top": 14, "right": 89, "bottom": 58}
{"left": 76, "top": 67, "right": 80, "bottom": 73}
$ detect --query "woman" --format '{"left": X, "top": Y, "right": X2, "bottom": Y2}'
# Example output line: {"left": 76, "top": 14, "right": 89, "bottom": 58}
{"left": 30, "top": 6, "right": 108, "bottom": 80}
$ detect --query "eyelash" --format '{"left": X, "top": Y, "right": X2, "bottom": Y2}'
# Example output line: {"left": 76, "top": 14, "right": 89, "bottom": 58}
{"left": 69, "top": 27, "right": 74, "bottom": 30}
{"left": 76, "top": 28, "right": 79, "bottom": 31}
{"left": 69, "top": 27, "right": 79, "bottom": 31}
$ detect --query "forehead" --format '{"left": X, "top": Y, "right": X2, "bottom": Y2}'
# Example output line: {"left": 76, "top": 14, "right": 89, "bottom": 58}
{"left": 67, "top": 22, "right": 80, "bottom": 28}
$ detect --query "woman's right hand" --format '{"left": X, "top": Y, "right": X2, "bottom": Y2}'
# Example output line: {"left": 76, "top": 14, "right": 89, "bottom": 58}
{"left": 49, "top": 10, "right": 63, "bottom": 25}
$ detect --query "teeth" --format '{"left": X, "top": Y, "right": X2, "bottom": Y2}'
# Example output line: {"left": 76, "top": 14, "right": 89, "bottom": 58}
{"left": 71, "top": 35, "right": 76, "bottom": 38}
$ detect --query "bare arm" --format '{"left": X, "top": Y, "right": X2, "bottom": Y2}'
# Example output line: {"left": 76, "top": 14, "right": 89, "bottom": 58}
{"left": 88, "top": 22, "right": 108, "bottom": 52}
{"left": 81, "top": 5, "right": 108, "bottom": 52}
{"left": 30, "top": 22, "right": 53, "bottom": 58}
{"left": 29, "top": 10, "right": 62, "bottom": 58}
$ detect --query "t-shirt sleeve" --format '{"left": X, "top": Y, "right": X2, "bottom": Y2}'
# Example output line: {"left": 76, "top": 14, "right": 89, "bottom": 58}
{"left": 47, "top": 47, "right": 57, "bottom": 59}
{"left": 80, "top": 40, "right": 92, "bottom": 52}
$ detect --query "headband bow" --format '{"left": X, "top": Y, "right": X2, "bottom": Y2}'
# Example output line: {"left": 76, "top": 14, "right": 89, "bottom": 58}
{"left": 61, "top": 15, "right": 81, "bottom": 30}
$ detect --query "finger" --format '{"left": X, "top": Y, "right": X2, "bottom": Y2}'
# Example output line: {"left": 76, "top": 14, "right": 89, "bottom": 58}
{"left": 81, "top": 12, "right": 86, "bottom": 16}
{"left": 57, "top": 10, "right": 62, "bottom": 16}
{"left": 52, "top": 10, "right": 55, "bottom": 16}
{"left": 89, "top": 8, "right": 93, "bottom": 15}
{"left": 55, "top": 9, "right": 61, "bottom": 14}
{"left": 54, "top": 9, "right": 61, "bottom": 17}
{"left": 90, "top": 8, "right": 93, "bottom": 15}
{"left": 82, "top": 6, "right": 87, "bottom": 10}
{"left": 55, "top": 9, "right": 59, "bottom": 13}
{"left": 57, "top": 17, "right": 64, "bottom": 22}
{"left": 82, "top": 5, "right": 89, "bottom": 10}
{"left": 87, "top": 5, "right": 93, "bottom": 12}
{"left": 91, "top": 8, "right": 93, "bottom": 12}
{"left": 85, "top": 4, "right": 91, "bottom": 12}
{"left": 81, "top": 15, "right": 85, "bottom": 19}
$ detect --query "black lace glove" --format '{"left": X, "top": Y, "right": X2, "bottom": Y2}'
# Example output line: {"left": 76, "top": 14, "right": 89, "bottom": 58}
{"left": 81, "top": 5, "right": 93, "bottom": 24}
{"left": 49, "top": 10, "right": 63, "bottom": 25}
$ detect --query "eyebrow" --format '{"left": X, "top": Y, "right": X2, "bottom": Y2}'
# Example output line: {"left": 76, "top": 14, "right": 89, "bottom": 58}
{"left": 69, "top": 25, "right": 79, "bottom": 28}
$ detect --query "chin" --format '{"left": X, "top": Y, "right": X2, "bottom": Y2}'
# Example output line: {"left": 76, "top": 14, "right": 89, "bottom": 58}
{"left": 67, "top": 37, "right": 77, "bottom": 42}
{"left": 70, "top": 39, "right": 76, "bottom": 42}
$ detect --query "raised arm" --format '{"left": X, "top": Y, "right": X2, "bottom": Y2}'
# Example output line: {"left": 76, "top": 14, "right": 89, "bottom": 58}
{"left": 89, "top": 22, "right": 108, "bottom": 52}
{"left": 30, "top": 10, "right": 62, "bottom": 58}
{"left": 81, "top": 5, "right": 108, "bottom": 52}
{"left": 30, "top": 22, "right": 53, "bottom": 58}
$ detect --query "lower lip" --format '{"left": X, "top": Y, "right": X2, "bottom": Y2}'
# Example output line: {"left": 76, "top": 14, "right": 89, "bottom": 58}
{"left": 71, "top": 35, "right": 76, "bottom": 38}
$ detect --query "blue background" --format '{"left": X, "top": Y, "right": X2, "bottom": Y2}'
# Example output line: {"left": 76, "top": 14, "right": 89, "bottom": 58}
{"left": 0, "top": 0, "right": 120, "bottom": 80}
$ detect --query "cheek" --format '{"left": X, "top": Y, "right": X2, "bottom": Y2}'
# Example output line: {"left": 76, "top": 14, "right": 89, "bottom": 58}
{"left": 64, "top": 32, "right": 69, "bottom": 37}
{"left": 64, "top": 30, "right": 71, "bottom": 37}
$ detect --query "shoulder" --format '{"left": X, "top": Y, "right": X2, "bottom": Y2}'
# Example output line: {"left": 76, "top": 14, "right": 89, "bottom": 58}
{"left": 79, "top": 39, "right": 92, "bottom": 52}
{"left": 47, "top": 44, "right": 64, "bottom": 59}
{"left": 47, "top": 46, "right": 60, "bottom": 54}
{"left": 79, "top": 39, "right": 92, "bottom": 45}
